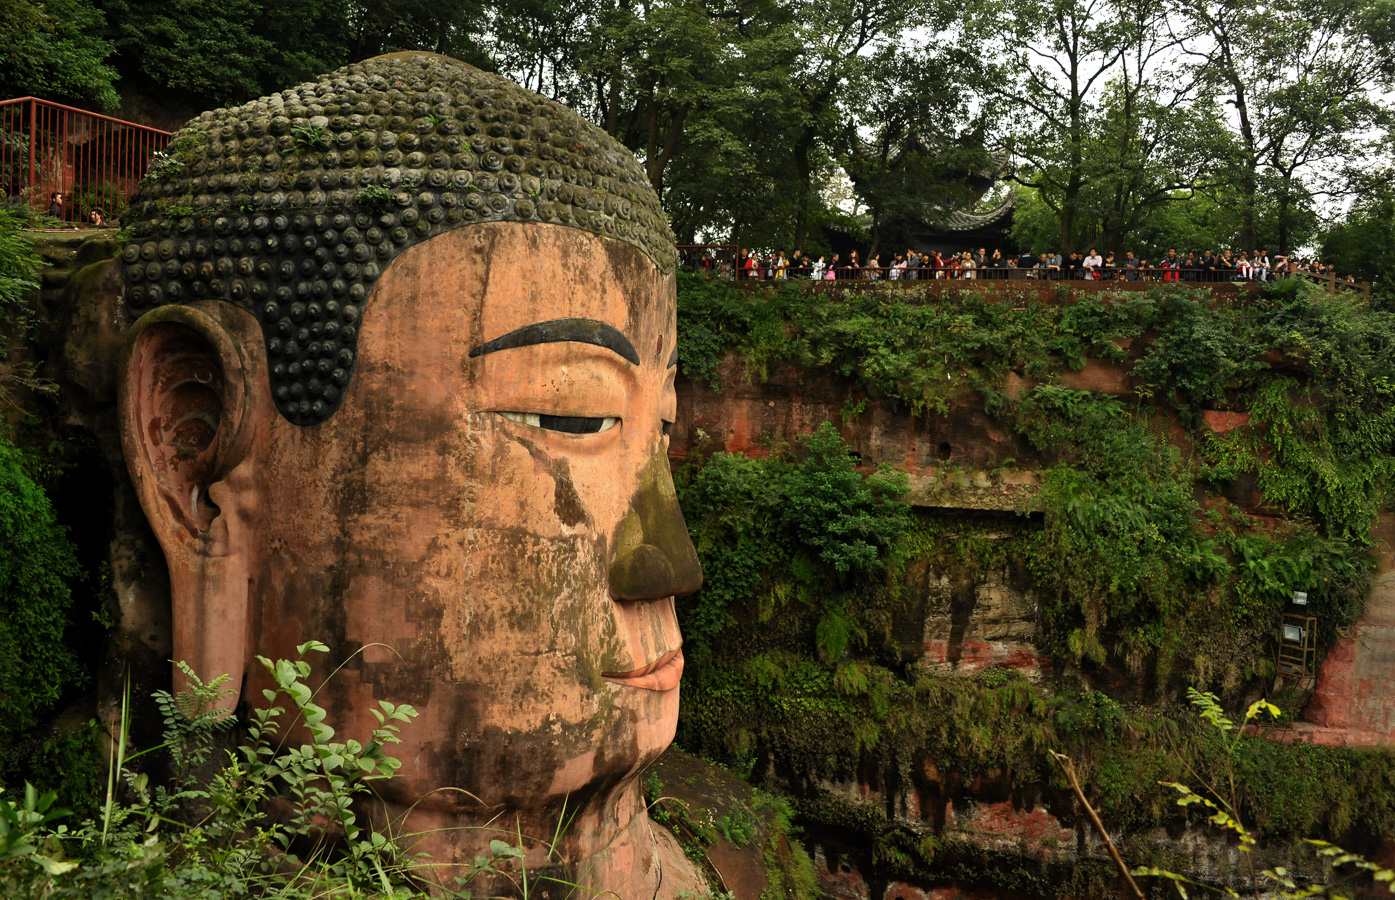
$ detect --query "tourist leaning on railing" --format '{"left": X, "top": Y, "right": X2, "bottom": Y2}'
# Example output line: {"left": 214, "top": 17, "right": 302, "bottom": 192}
{"left": 688, "top": 244, "right": 1359, "bottom": 287}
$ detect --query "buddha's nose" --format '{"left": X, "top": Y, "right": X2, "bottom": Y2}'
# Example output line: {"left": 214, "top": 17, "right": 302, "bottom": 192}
{"left": 609, "top": 449, "right": 702, "bottom": 601}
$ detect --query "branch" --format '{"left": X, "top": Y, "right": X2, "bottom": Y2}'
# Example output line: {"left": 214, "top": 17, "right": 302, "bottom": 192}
{"left": 1050, "top": 751, "right": 1147, "bottom": 900}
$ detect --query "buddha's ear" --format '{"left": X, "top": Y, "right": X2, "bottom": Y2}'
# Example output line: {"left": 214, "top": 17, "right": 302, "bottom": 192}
{"left": 118, "top": 305, "right": 267, "bottom": 711}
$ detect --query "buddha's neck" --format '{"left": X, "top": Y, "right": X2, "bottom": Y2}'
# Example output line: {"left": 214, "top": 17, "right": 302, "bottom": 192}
{"left": 399, "top": 777, "right": 698, "bottom": 897}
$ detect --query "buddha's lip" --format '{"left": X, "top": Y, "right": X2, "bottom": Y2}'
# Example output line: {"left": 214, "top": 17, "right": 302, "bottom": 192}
{"left": 602, "top": 648, "right": 683, "bottom": 692}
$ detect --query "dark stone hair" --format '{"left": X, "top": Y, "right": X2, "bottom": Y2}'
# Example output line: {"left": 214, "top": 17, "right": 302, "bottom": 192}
{"left": 121, "top": 52, "right": 676, "bottom": 425}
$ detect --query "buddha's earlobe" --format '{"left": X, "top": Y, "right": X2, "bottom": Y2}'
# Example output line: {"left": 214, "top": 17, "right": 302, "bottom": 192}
{"left": 118, "top": 305, "right": 268, "bottom": 712}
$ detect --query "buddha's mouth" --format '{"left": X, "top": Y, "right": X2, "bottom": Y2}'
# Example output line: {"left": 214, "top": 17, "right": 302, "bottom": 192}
{"left": 602, "top": 648, "right": 683, "bottom": 691}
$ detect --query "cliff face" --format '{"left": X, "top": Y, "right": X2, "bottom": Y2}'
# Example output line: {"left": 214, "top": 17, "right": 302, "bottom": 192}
{"left": 670, "top": 344, "right": 1395, "bottom": 743}
{"left": 10, "top": 232, "right": 177, "bottom": 757}
{"left": 665, "top": 281, "right": 1395, "bottom": 897}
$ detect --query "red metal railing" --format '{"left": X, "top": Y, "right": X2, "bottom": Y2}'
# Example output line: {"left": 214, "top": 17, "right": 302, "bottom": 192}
{"left": 678, "top": 243, "right": 740, "bottom": 276}
{"left": 1, "top": 97, "right": 172, "bottom": 225}
{"left": 689, "top": 258, "right": 1371, "bottom": 299}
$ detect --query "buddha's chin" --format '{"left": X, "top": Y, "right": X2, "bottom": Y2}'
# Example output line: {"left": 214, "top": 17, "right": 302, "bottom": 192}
{"left": 623, "top": 675, "right": 682, "bottom": 763}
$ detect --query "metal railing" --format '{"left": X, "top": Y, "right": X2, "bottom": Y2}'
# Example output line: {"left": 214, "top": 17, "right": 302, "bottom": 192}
{"left": 701, "top": 262, "right": 1369, "bottom": 298}
{"left": 1, "top": 97, "right": 172, "bottom": 225}
{"left": 678, "top": 243, "right": 740, "bottom": 277}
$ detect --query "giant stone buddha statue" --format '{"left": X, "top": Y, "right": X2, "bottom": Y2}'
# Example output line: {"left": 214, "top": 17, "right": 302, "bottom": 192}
{"left": 115, "top": 51, "right": 705, "bottom": 896}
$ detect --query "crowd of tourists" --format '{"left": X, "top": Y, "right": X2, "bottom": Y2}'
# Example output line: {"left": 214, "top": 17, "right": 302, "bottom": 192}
{"left": 696, "top": 246, "right": 1354, "bottom": 284}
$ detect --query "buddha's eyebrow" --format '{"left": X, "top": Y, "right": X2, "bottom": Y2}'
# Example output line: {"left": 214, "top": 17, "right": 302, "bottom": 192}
{"left": 468, "top": 318, "right": 640, "bottom": 365}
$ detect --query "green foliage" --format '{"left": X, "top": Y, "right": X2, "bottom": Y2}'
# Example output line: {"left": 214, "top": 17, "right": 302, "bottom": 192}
{"left": 675, "top": 422, "right": 909, "bottom": 667}
{"left": 143, "top": 152, "right": 186, "bottom": 183}
{"left": 674, "top": 274, "right": 1395, "bottom": 876}
{"left": 68, "top": 183, "right": 127, "bottom": 225}
{"left": 677, "top": 275, "right": 1389, "bottom": 683}
{"left": 96, "top": 0, "right": 351, "bottom": 107}
{"left": 1190, "top": 281, "right": 1395, "bottom": 546}
{"left": 19, "top": 724, "right": 103, "bottom": 820}
{"left": 0, "top": 644, "right": 531, "bottom": 898}
{"left": 1131, "top": 691, "right": 1395, "bottom": 898}
{"left": 1131, "top": 292, "right": 1255, "bottom": 415}
{"left": 0, "top": 434, "right": 83, "bottom": 751}
{"left": 290, "top": 124, "right": 329, "bottom": 152}
{"left": 354, "top": 185, "right": 394, "bottom": 213}
{"left": 0, "top": 0, "right": 119, "bottom": 110}
{"left": 677, "top": 273, "right": 1129, "bottom": 416}
{"left": 1012, "top": 386, "right": 1229, "bottom": 669}
{"left": 0, "top": 211, "right": 42, "bottom": 309}
{"left": 1320, "top": 182, "right": 1395, "bottom": 298}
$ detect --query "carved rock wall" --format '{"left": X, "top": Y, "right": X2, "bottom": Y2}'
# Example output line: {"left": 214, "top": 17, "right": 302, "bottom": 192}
{"left": 1280, "top": 514, "right": 1395, "bottom": 746}
{"left": 804, "top": 774, "right": 1327, "bottom": 900}
{"left": 905, "top": 557, "right": 1049, "bottom": 679}
{"left": 672, "top": 355, "right": 1041, "bottom": 476}
{"left": 670, "top": 347, "right": 1395, "bottom": 897}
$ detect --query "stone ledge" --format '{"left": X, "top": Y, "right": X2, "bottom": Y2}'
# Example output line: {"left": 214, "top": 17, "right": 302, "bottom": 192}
{"left": 903, "top": 471, "right": 1041, "bottom": 512}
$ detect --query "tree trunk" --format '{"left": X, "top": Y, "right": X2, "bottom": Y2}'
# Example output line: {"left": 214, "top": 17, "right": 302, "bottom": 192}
{"left": 1238, "top": 168, "right": 1258, "bottom": 253}
{"left": 793, "top": 132, "right": 815, "bottom": 250}
{"left": 606, "top": 64, "right": 622, "bottom": 136}
{"left": 644, "top": 101, "right": 688, "bottom": 194}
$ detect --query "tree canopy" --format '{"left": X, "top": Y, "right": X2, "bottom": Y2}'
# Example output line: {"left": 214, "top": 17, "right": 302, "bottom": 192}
{"left": 0, "top": 0, "right": 1389, "bottom": 282}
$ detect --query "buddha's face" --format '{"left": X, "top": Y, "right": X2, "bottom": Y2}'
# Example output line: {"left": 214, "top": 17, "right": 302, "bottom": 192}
{"left": 122, "top": 222, "right": 702, "bottom": 857}
{"left": 255, "top": 222, "right": 700, "bottom": 813}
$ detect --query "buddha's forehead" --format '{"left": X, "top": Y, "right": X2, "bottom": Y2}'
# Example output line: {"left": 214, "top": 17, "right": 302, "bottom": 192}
{"left": 463, "top": 226, "right": 661, "bottom": 340}
{"left": 368, "top": 223, "right": 671, "bottom": 352}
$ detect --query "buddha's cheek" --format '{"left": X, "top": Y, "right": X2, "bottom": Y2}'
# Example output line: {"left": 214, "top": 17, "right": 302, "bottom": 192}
{"left": 431, "top": 530, "right": 623, "bottom": 716}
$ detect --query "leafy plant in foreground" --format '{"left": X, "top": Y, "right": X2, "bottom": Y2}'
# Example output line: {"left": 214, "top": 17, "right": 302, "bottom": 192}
{"left": 0, "top": 642, "right": 532, "bottom": 899}
{"left": 1126, "top": 690, "right": 1395, "bottom": 899}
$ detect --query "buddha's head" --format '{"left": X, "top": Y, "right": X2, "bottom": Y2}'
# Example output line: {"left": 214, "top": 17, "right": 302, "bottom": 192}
{"left": 115, "top": 53, "right": 702, "bottom": 892}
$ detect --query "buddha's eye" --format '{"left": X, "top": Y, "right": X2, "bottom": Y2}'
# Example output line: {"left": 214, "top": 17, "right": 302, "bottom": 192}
{"left": 497, "top": 411, "right": 619, "bottom": 434}
{"left": 661, "top": 420, "right": 673, "bottom": 437}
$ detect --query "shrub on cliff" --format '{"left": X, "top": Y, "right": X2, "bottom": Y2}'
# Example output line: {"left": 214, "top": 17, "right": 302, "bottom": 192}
{"left": 0, "top": 210, "right": 42, "bottom": 308}
{"left": 0, "top": 434, "right": 83, "bottom": 756}
{"left": 676, "top": 422, "right": 909, "bottom": 666}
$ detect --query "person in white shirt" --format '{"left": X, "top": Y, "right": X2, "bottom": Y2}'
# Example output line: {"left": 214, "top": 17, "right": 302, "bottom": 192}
{"left": 1082, "top": 248, "right": 1103, "bottom": 279}
{"left": 1252, "top": 250, "right": 1270, "bottom": 282}
{"left": 811, "top": 255, "right": 826, "bottom": 280}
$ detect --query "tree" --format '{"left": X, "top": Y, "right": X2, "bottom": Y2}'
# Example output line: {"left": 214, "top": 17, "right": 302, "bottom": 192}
{"left": 1082, "top": 0, "right": 1225, "bottom": 256}
{"left": 778, "top": 0, "right": 948, "bottom": 248}
{"left": 655, "top": 17, "right": 813, "bottom": 247}
{"left": 984, "top": 0, "right": 1142, "bottom": 254}
{"left": 580, "top": 0, "right": 733, "bottom": 194}
{"left": 0, "top": 0, "right": 119, "bottom": 111}
{"left": 1180, "top": 0, "right": 1393, "bottom": 253}
{"left": 1320, "top": 178, "right": 1395, "bottom": 297}
{"left": 345, "top": 0, "right": 493, "bottom": 67}
{"left": 842, "top": 46, "right": 996, "bottom": 256}
{"left": 96, "top": 0, "right": 354, "bottom": 108}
